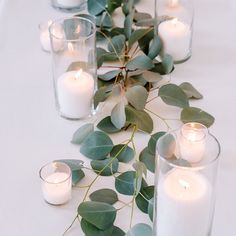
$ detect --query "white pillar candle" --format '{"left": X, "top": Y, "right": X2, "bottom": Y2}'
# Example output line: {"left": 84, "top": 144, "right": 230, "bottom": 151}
{"left": 57, "top": 70, "right": 95, "bottom": 119}
{"left": 157, "top": 169, "right": 212, "bottom": 236}
{"left": 56, "top": 0, "right": 82, "bottom": 8}
{"left": 167, "top": 0, "right": 179, "bottom": 8}
{"left": 42, "top": 172, "right": 72, "bottom": 205}
{"left": 180, "top": 123, "right": 207, "bottom": 163}
{"left": 158, "top": 18, "right": 191, "bottom": 62}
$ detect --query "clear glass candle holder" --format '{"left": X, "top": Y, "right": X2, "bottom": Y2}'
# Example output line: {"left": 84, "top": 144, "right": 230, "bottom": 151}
{"left": 51, "top": 0, "right": 87, "bottom": 12}
{"left": 39, "top": 162, "right": 72, "bottom": 205}
{"left": 156, "top": 0, "right": 194, "bottom": 63}
{"left": 154, "top": 122, "right": 221, "bottom": 236}
{"left": 39, "top": 20, "right": 53, "bottom": 52}
{"left": 49, "top": 17, "right": 97, "bottom": 120}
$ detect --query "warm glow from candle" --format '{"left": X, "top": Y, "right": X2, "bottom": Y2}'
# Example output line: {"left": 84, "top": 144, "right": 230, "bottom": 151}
{"left": 75, "top": 69, "right": 83, "bottom": 79}
{"left": 68, "top": 42, "right": 74, "bottom": 52}
{"left": 76, "top": 25, "right": 81, "bottom": 34}
{"left": 179, "top": 179, "right": 190, "bottom": 189}
{"left": 168, "top": 0, "right": 179, "bottom": 7}
{"left": 171, "top": 18, "right": 178, "bottom": 26}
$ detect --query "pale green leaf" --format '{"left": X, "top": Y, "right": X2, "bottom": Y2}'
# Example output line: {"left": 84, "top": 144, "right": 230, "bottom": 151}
{"left": 125, "top": 223, "right": 153, "bottom": 236}
{"left": 110, "top": 144, "right": 135, "bottom": 163}
{"left": 126, "top": 55, "right": 154, "bottom": 71}
{"left": 97, "top": 116, "right": 121, "bottom": 133}
{"left": 71, "top": 123, "right": 94, "bottom": 145}
{"left": 91, "top": 158, "right": 119, "bottom": 176}
{"left": 111, "top": 102, "right": 126, "bottom": 129}
{"left": 89, "top": 189, "right": 119, "bottom": 205}
{"left": 179, "top": 82, "right": 203, "bottom": 99}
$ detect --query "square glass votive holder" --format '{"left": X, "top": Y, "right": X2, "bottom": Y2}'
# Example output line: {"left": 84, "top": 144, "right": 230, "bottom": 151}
{"left": 49, "top": 17, "right": 97, "bottom": 120}
{"left": 39, "top": 162, "right": 72, "bottom": 205}
{"left": 156, "top": 0, "right": 194, "bottom": 63}
{"left": 154, "top": 122, "right": 221, "bottom": 236}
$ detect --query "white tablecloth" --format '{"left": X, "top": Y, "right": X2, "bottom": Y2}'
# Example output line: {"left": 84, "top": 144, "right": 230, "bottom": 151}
{"left": 0, "top": 0, "right": 236, "bottom": 235}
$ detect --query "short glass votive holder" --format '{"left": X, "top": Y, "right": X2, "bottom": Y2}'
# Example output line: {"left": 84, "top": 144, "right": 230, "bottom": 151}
{"left": 39, "top": 162, "right": 72, "bottom": 205}
{"left": 156, "top": 0, "right": 194, "bottom": 63}
{"left": 49, "top": 17, "right": 97, "bottom": 120}
{"left": 51, "top": 0, "right": 87, "bottom": 12}
{"left": 154, "top": 122, "right": 221, "bottom": 236}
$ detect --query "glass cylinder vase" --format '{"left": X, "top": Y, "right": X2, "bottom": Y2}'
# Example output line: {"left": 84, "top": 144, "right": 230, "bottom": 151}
{"left": 154, "top": 122, "right": 220, "bottom": 236}
{"left": 51, "top": 0, "right": 87, "bottom": 12}
{"left": 156, "top": 0, "right": 194, "bottom": 63}
{"left": 49, "top": 17, "right": 97, "bottom": 120}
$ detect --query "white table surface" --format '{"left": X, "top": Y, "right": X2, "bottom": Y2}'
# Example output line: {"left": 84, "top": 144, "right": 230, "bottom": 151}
{"left": 0, "top": 0, "right": 236, "bottom": 235}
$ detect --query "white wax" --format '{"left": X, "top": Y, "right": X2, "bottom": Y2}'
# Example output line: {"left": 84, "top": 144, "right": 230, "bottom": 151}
{"left": 42, "top": 172, "right": 71, "bottom": 205}
{"left": 57, "top": 70, "right": 94, "bottom": 119}
{"left": 158, "top": 19, "right": 191, "bottom": 61}
{"left": 167, "top": 0, "right": 179, "bottom": 8}
{"left": 56, "top": 0, "right": 82, "bottom": 8}
{"left": 180, "top": 129, "right": 206, "bottom": 163}
{"left": 157, "top": 169, "right": 212, "bottom": 236}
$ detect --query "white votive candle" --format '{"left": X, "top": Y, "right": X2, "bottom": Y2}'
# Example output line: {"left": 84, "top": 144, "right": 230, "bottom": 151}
{"left": 157, "top": 169, "right": 212, "bottom": 236}
{"left": 42, "top": 172, "right": 72, "bottom": 205}
{"left": 57, "top": 70, "right": 95, "bottom": 119}
{"left": 180, "top": 123, "right": 207, "bottom": 163}
{"left": 158, "top": 18, "right": 191, "bottom": 62}
{"left": 56, "top": 0, "right": 82, "bottom": 8}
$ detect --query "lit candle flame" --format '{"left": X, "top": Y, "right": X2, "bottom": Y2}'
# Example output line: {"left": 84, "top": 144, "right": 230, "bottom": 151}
{"left": 76, "top": 25, "right": 81, "bottom": 34}
{"left": 75, "top": 69, "right": 83, "bottom": 80}
{"left": 179, "top": 179, "right": 190, "bottom": 189}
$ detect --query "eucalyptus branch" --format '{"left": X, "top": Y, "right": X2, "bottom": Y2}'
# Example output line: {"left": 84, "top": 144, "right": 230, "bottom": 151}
{"left": 63, "top": 214, "right": 79, "bottom": 236}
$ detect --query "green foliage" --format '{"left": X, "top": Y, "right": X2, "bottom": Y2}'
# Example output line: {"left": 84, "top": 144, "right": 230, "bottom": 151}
{"left": 78, "top": 201, "right": 117, "bottom": 230}
{"left": 110, "top": 144, "right": 135, "bottom": 163}
{"left": 179, "top": 82, "right": 203, "bottom": 99}
{"left": 139, "top": 147, "right": 155, "bottom": 173}
{"left": 97, "top": 116, "right": 121, "bottom": 133}
{"left": 89, "top": 189, "right": 119, "bottom": 205}
{"left": 91, "top": 158, "right": 119, "bottom": 176}
{"left": 148, "top": 132, "right": 166, "bottom": 155}
{"left": 80, "top": 131, "right": 114, "bottom": 160}
{"left": 112, "top": 226, "right": 125, "bottom": 236}
{"left": 148, "top": 197, "right": 154, "bottom": 221}
{"left": 108, "top": 35, "right": 126, "bottom": 53}
{"left": 135, "top": 186, "right": 154, "bottom": 213}
{"left": 98, "top": 70, "right": 122, "bottom": 81}
{"left": 125, "top": 223, "right": 153, "bottom": 236}
{"left": 111, "top": 102, "right": 126, "bottom": 129}
{"left": 71, "top": 123, "right": 94, "bottom": 145}
{"left": 126, "top": 55, "right": 154, "bottom": 71}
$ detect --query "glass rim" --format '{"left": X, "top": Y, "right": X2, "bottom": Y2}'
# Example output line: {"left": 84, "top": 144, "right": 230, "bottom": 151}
{"left": 49, "top": 16, "right": 96, "bottom": 42}
{"left": 157, "top": 130, "right": 221, "bottom": 170}
{"left": 39, "top": 161, "right": 72, "bottom": 184}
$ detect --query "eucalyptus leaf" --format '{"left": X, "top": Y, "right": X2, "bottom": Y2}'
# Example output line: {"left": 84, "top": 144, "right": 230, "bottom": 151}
{"left": 110, "top": 144, "right": 135, "bottom": 163}
{"left": 138, "top": 29, "right": 154, "bottom": 55}
{"left": 80, "top": 131, "right": 114, "bottom": 160}
{"left": 97, "top": 116, "right": 121, "bottom": 133}
{"left": 108, "top": 35, "right": 126, "bottom": 54}
{"left": 111, "top": 102, "right": 126, "bottom": 129}
{"left": 98, "top": 70, "right": 121, "bottom": 82}
{"left": 89, "top": 189, "right": 119, "bottom": 205}
{"left": 133, "top": 161, "right": 147, "bottom": 178}
{"left": 110, "top": 27, "right": 125, "bottom": 37}
{"left": 94, "top": 86, "right": 112, "bottom": 109}
{"left": 71, "top": 123, "right": 94, "bottom": 145}
{"left": 112, "top": 226, "right": 125, "bottom": 236}
{"left": 125, "top": 105, "right": 153, "bottom": 133}
{"left": 148, "top": 35, "right": 161, "bottom": 59}
{"left": 135, "top": 186, "right": 154, "bottom": 213}
{"left": 71, "top": 169, "right": 85, "bottom": 186}
{"left": 181, "top": 107, "right": 215, "bottom": 127}
{"left": 125, "top": 223, "right": 153, "bottom": 236}
{"left": 87, "top": 0, "right": 106, "bottom": 16}
{"left": 148, "top": 197, "right": 154, "bottom": 221}
{"left": 134, "top": 12, "right": 152, "bottom": 22}
{"left": 78, "top": 201, "right": 117, "bottom": 230}
{"left": 115, "top": 171, "right": 136, "bottom": 195}
{"left": 122, "top": 0, "right": 134, "bottom": 15}
{"left": 157, "top": 133, "right": 176, "bottom": 159}
{"left": 139, "top": 147, "right": 155, "bottom": 173}
{"left": 148, "top": 131, "right": 166, "bottom": 155}
{"left": 126, "top": 55, "right": 154, "bottom": 71}
{"left": 124, "top": 14, "right": 133, "bottom": 39}
{"left": 126, "top": 85, "right": 148, "bottom": 110}
{"left": 158, "top": 83, "right": 189, "bottom": 108}
{"left": 152, "top": 54, "right": 174, "bottom": 75}
{"left": 142, "top": 71, "right": 162, "bottom": 83}
{"left": 135, "top": 19, "right": 155, "bottom": 27}
{"left": 128, "top": 29, "right": 151, "bottom": 49}
{"left": 179, "top": 82, "right": 203, "bottom": 99}
{"left": 107, "top": 0, "right": 123, "bottom": 13}
{"left": 91, "top": 158, "right": 119, "bottom": 176}
{"left": 81, "top": 218, "right": 113, "bottom": 236}
{"left": 96, "top": 12, "right": 113, "bottom": 28}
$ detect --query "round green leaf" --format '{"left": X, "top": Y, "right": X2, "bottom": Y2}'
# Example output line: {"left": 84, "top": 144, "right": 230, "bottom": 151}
{"left": 80, "top": 131, "right": 114, "bottom": 160}
{"left": 158, "top": 83, "right": 189, "bottom": 108}
{"left": 71, "top": 169, "right": 85, "bottom": 186}
{"left": 148, "top": 132, "right": 166, "bottom": 155}
{"left": 81, "top": 218, "right": 113, "bottom": 236}
{"left": 124, "top": 14, "right": 132, "bottom": 39}
{"left": 98, "top": 70, "right": 122, "bottom": 82}
{"left": 148, "top": 197, "right": 154, "bottom": 221}
{"left": 125, "top": 105, "right": 153, "bottom": 133}
{"left": 71, "top": 123, "right": 94, "bottom": 145}
{"left": 135, "top": 186, "right": 154, "bottom": 213}
{"left": 126, "top": 85, "right": 148, "bottom": 110}
{"left": 161, "top": 54, "right": 174, "bottom": 74}
{"left": 96, "top": 12, "right": 113, "bottom": 28}
{"left": 88, "top": 0, "right": 106, "bottom": 15}
{"left": 111, "top": 102, "right": 126, "bottom": 129}
{"left": 112, "top": 226, "right": 125, "bottom": 236}
{"left": 108, "top": 35, "right": 126, "bottom": 54}
{"left": 139, "top": 147, "right": 155, "bottom": 173}
{"left": 89, "top": 189, "right": 119, "bottom": 205}
{"left": 97, "top": 116, "right": 121, "bottom": 133}
{"left": 142, "top": 71, "right": 162, "bottom": 83}
{"left": 179, "top": 82, "right": 203, "bottom": 99}
{"left": 110, "top": 144, "right": 135, "bottom": 163}
{"left": 181, "top": 107, "right": 215, "bottom": 127}
{"left": 148, "top": 35, "right": 161, "bottom": 59}
{"left": 94, "top": 86, "right": 112, "bottom": 109}
{"left": 78, "top": 201, "right": 117, "bottom": 230}
{"left": 125, "top": 223, "right": 153, "bottom": 236}
{"left": 128, "top": 29, "right": 151, "bottom": 49}
{"left": 115, "top": 171, "right": 136, "bottom": 195}
{"left": 126, "top": 55, "right": 154, "bottom": 71}
{"left": 91, "top": 158, "right": 119, "bottom": 176}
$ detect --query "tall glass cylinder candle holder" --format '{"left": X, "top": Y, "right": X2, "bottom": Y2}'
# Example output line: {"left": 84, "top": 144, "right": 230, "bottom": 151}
{"left": 154, "top": 122, "right": 220, "bottom": 236}
{"left": 51, "top": 0, "right": 87, "bottom": 12}
{"left": 156, "top": 0, "right": 194, "bottom": 63}
{"left": 39, "top": 162, "right": 72, "bottom": 205}
{"left": 49, "top": 17, "right": 97, "bottom": 120}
